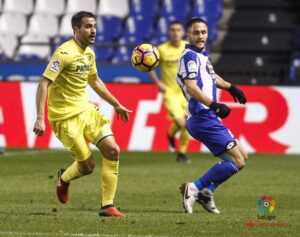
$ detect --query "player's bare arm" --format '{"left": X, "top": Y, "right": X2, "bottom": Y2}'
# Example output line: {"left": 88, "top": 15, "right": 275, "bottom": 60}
{"left": 33, "top": 76, "right": 52, "bottom": 136}
{"left": 215, "top": 74, "right": 231, "bottom": 90}
{"left": 88, "top": 74, "right": 132, "bottom": 122}
{"left": 185, "top": 79, "right": 231, "bottom": 119}
{"left": 216, "top": 74, "right": 247, "bottom": 104}
{"left": 184, "top": 79, "right": 213, "bottom": 107}
{"left": 148, "top": 70, "right": 166, "bottom": 93}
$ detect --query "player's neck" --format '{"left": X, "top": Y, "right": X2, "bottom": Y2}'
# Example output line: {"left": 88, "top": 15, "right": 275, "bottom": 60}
{"left": 73, "top": 37, "right": 88, "bottom": 50}
{"left": 170, "top": 40, "right": 181, "bottom": 48}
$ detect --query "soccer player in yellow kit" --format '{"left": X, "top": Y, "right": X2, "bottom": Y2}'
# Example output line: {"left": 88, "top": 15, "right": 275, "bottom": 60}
{"left": 149, "top": 21, "right": 190, "bottom": 163}
{"left": 33, "top": 11, "right": 131, "bottom": 218}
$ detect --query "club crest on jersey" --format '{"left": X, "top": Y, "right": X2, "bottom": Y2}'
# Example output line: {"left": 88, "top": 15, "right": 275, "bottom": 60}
{"left": 187, "top": 60, "right": 197, "bottom": 72}
{"left": 50, "top": 59, "right": 61, "bottom": 73}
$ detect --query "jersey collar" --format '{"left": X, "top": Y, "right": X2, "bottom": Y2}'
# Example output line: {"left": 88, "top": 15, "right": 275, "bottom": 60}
{"left": 185, "top": 44, "right": 208, "bottom": 56}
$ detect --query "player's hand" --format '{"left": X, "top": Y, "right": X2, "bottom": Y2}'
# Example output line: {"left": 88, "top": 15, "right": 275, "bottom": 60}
{"left": 157, "top": 81, "right": 167, "bottom": 93}
{"left": 33, "top": 119, "right": 45, "bottom": 136}
{"left": 114, "top": 104, "right": 132, "bottom": 122}
{"left": 209, "top": 101, "right": 231, "bottom": 119}
{"left": 228, "top": 85, "right": 247, "bottom": 104}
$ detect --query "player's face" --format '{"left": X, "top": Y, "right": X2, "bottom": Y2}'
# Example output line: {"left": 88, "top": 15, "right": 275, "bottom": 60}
{"left": 74, "top": 17, "right": 97, "bottom": 46}
{"left": 168, "top": 24, "right": 184, "bottom": 42}
{"left": 187, "top": 22, "right": 208, "bottom": 50}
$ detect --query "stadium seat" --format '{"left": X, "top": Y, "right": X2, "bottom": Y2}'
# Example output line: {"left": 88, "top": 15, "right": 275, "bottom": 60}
{"left": 59, "top": 14, "right": 74, "bottom": 37}
{"left": 288, "top": 54, "right": 300, "bottom": 84}
{"left": 16, "top": 34, "right": 51, "bottom": 61}
{"left": 66, "top": 0, "right": 97, "bottom": 14}
{"left": 28, "top": 13, "right": 59, "bottom": 38}
{"left": 229, "top": 9, "right": 298, "bottom": 31}
{"left": 122, "top": 16, "right": 154, "bottom": 43}
{"left": 96, "top": 16, "right": 123, "bottom": 43}
{"left": 161, "top": 0, "right": 192, "bottom": 19}
{"left": 35, "top": 0, "right": 65, "bottom": 16}
{"left": 0, "top": 13, "right": 27, "bottom": 36}
{"left": 98, "top": 0, "right": 129, "bottom": 18}
{"left": 130, "top": 0, "right": 160, "bottom": 17}
{"left": 112, "top": 46, "right": 134, "bottom": 64}
{"left": 0, "top": 33, "right": 18, "bottom": 59}
{"left": 59, "top": 14, "right": 74, "bottom": 36}
{"left": 3, "top": 0, "right": 33, "bottom": 15}
{"left": 193, "top": 0, "right": 223, "bottom": 19}
{"left": 220, "top": 31, "right": 292, "bottom": 53}
{"left": 94, "top": 46, "right": 114, "bottom": 61}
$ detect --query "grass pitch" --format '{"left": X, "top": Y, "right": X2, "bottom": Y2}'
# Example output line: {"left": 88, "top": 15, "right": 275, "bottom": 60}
{"left": 0, "top": 149, "right": 299, "bottom": 237}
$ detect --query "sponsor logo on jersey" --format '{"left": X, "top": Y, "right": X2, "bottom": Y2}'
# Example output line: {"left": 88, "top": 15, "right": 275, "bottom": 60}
{"left": 50, "top": 59, "right": 61, "bottom": 73}
{"left": 76, "top": 64, "right": 91, "bottom": 72}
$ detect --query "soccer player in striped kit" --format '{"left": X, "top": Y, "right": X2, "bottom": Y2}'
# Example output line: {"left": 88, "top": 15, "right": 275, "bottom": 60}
{"left": 177, "top": 18, "right": 248, "bottom": 214}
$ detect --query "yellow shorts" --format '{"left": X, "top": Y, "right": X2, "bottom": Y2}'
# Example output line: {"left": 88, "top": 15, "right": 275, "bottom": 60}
{"left": 163, "top": 89, "right": 187, "bottom": 120}
{"left": 50, "top": 105, "right": 113, "bottom": 161}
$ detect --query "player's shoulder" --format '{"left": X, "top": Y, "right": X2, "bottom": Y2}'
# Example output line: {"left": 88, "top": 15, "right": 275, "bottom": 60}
{"left": 181, "top": 49, "right": 198, "bottom": 61}
{"left": 53, "top": 39, "right": 76, "bottom": 59}
{"left": 157, "top": 41, "right": 170, "bottom": 51}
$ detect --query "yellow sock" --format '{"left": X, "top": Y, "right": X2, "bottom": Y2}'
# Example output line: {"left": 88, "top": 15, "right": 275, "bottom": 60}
{"left": 101, "top": 157, "right": 119, "bottom": 206}
{"left": 61, "top": 161, "right": 83, "bottom": 183}
{"left": 178, "top": 128, "right": 190, "bottom": 154}
{"left": 168, "top": 122, "right": 180, "bottom": 137}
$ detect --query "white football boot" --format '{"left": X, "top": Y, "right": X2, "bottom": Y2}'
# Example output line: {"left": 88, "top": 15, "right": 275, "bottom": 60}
{"left": 197, "top": 188, "right": 220, "bottom": 214}
{"left": 180, "top": 183, "right": 199, "bottom": 214}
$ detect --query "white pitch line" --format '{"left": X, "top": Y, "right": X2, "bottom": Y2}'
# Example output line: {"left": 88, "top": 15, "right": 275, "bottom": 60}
{"left": 0, "top": 231, "right": 170, "bottom": 237}
{"left": 1, "top": 149, "right": 64, "bottom": 157}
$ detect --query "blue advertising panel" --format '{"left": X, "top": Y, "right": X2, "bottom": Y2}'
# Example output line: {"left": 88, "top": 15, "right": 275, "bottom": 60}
{"left": 0, "top": 63, "right": 156, "bottom": 83}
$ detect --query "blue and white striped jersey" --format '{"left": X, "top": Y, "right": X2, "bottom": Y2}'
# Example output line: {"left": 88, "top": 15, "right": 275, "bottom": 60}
{"left": 176, "top": 44, "right": 217, "bottom": 117}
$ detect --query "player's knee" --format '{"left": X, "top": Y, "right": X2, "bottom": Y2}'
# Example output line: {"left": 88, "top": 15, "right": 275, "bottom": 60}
{"left": 79, "top": 158, "right": 95, "bottom": 175}
{"left": 243, "top": 152, "right": 249, "bottom": 162}
{"left": 176, "top": 119, "right": 186, "bottom": 129}
{"left": 106, "top": 145, "right": 120, "bottom": 161}
{"left": 233, "top": 156, "right": 246, "bottom": 169}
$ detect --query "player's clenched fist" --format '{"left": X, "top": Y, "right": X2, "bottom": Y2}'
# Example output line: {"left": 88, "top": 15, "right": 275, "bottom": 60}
{"left": 33, "top": 119, "right": 45, "bottom": 136}
{"left": 209, "top": 101, "right": 231, "bottom": 119}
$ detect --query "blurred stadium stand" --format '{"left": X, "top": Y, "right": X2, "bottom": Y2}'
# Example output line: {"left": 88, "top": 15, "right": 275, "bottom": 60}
{"left": 0, "top": 0, "right": 299, "bottom": 85}
{"left": 214, "top": 0, "right": 300, "bottom": 85}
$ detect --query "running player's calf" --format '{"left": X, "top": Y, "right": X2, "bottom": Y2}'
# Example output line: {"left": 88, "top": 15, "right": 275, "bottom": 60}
{"left": 57, "top": 156, "right": 95, "bottom": 204}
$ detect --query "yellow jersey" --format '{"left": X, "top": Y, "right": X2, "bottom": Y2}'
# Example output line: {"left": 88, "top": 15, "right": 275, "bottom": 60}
{"left": 43, "top": 39, "right": 97, "bottom": 121}
{"left": 157, "top": 40, "right": 186, "bottom": 94}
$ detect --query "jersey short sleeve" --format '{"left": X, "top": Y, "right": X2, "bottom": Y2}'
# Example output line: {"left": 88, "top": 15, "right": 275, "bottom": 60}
{"left": 179, "top": 51, "right": 199, "bottom": 80}
{"left": 43, "top": 48, "right": 71, "bottom": 82}
{"left": 88, "top": 51, "right": 98, "bottom": 76}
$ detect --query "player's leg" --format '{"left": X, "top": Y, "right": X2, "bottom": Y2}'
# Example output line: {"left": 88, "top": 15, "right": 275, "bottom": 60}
{"left": 84, "top": 105, "right": 125, "bottom": 218}
{"left": 164, "top": 93, "right": 190, "bottom": 162}
{"left": 181, "top": 116, "right": 246, "bottom": 213}
{"left": 57, "top": 135, "right": 95, "bottom": 204}
{"left": 96, "top": 135, "right": 125, "bottom": 218}
{"left": 164, "top": 92, "right": 180, "bottom": 152}
{"left": 177, "top": 97, "right": 190, "bottom": 162}
{"left": 173, "top": 117, "right": 190, "bottom": 163}
{"left": 51, "top": 116, "right": 95, "bottom": 204}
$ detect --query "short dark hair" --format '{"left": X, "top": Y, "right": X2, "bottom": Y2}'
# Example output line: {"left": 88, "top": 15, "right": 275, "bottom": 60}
{"left": 186, "top": 17, "right": 208, "bottom": 30}
{"left": 169, "top": 20, "right": 183, "bottom": 28}
{"left": 71, "top": 11, "right": 96, "bottom": 29}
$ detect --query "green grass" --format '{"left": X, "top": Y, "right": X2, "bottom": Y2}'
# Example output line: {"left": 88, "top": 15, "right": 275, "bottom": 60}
{"left": 0, "top": 149, "right": 299, "bottom": 237}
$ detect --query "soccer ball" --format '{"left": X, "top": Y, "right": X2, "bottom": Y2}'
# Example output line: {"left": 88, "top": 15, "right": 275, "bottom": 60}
{"left": 131, "top": 43, "right": 160, "bottom": 72}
